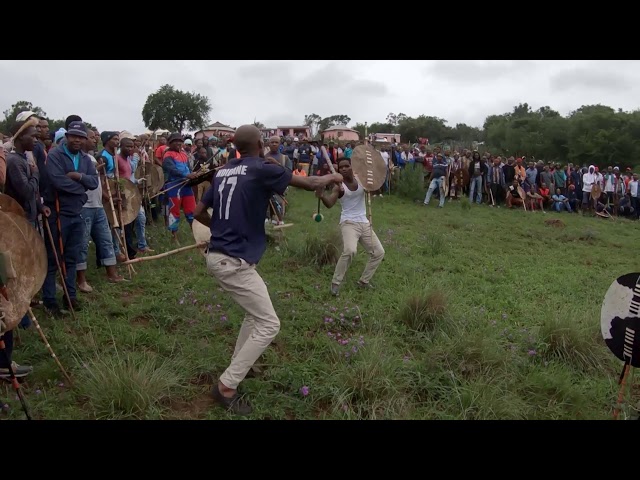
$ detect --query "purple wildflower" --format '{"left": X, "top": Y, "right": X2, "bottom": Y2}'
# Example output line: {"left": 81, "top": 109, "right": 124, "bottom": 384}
{"left": 352, "top": 346, "right": 358, "bottom": 353}
{"left": 300, "top": 386, "right": 310, "bottom": 397}
{"left": 179, "top": 299, "right": 184, "bottom": 305}
{"left": 403, "top": 355, "right": 410, "bottom": 362}
{"left": 58, "top": 382, "right": 65, "bottom": 388}
{"left": 35, "top": 389, "right": 42, "bottom": 395}
{"left": 220, "top": 315, "right": 228, "bottom": 322}
{"left": 528, "top": 349, "right": 537, "bottom": 356}
{"left": 207, "top": 305, "right": 213, "bottom": 312}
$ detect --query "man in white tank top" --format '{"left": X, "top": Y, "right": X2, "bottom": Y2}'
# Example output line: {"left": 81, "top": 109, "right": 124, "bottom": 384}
{"left": 316, "top": 158, "right": 385, "bottom": 296}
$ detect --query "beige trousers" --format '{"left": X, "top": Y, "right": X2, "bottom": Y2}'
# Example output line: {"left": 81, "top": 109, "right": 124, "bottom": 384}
{"left": 332, "top": 221, "right": 385, "bottom": 286}
{"left": 206, "top": 251, "right": 280, "bottom": 390}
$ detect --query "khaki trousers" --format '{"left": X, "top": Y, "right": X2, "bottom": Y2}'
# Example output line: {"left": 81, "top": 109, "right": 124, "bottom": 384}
{"left": 332, "top": 221, "right": 385, "bottom": 286}
{"left": 206, "top": 251, "right": 280, "bottom": 390}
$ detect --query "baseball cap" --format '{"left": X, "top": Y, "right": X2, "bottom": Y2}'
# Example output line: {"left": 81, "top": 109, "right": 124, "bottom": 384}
{"left": 66, "top": 121, "right": 88, "bottom": 139}
{"left": 16, "top": 111, "right": 36, "bottom": 122}
{"left": 184, "top": 139, "right": 193, "bottom": 145}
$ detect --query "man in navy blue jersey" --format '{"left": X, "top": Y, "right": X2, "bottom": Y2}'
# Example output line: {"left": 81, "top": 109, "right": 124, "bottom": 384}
{"left": 195, "top": 124, "right": 342, "bottom": 415}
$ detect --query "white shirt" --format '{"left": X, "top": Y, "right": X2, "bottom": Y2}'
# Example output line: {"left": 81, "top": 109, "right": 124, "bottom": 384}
{"left": 381, "top": 151, "right": 389, "bottom": 166}
{"left": 83, "top": 155, "right": 103, "bottom": 208}
{"left": 629, "top": 180, "right": 638, "bottom": 197}
{"left": 339, "top": 180, "right": 368, "bottom": 224}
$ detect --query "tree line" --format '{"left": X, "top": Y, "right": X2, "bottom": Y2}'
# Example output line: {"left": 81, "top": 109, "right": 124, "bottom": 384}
{"left": 348, "top": 103, "right": 640, "bottom": 168}
{"left": 0, "top": 101, "right": 95, "bottom": 137}
{"left": 5, "top": 84, "right": 639, "bottom": 169}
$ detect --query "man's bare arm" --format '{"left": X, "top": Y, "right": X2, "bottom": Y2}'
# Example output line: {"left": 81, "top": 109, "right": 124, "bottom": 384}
{"left": 317, "top": 183, "right": 341, "bottom": 208}
{"left": 193, "top": 201, "right": 211, "bottom": 226}
{"left": 289, "top": 172, "right": 342, "bottom": 192}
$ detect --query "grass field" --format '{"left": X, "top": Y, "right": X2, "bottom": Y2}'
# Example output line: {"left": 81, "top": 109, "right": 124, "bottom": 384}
{"left": 3, "top": 179, "right": 639, "bottom": 420}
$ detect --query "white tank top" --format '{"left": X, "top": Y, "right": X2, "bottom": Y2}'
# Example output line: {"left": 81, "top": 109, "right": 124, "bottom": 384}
{"left": 339, "top": 180, "right": 368, "bottom": 224}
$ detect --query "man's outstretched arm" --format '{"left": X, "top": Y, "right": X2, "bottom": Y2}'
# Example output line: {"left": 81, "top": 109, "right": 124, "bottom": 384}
{"left": 289, "top": 172, "right": 342, "bottom": 192}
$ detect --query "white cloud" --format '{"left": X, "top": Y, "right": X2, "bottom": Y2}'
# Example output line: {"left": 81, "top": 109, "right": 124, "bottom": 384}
{"left": 1, "top": 60, "right": 639, "bottom": 133}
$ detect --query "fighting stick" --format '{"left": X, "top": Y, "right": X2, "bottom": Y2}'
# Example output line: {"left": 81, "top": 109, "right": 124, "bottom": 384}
{"left": 0, "top": 334, "right": 31, "bottom": 420}
{"left": 27, "top": 308, "right": 72, "bottom": 386}
{"left": 43, "top": 221, "right": 76, "bottom": 321}
{"left": 113, "top": 155, "right": 134, "bottom": 279}
{"left": 121, "top": 242, "right": 206, "bottom": 265}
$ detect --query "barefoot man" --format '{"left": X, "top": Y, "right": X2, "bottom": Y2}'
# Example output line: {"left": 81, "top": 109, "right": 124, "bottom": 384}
{"left": 316, "top": 157, "right": 385, "bottom": 297}
{"left": 194, "top": 125, "right": 342, "bottom": 415}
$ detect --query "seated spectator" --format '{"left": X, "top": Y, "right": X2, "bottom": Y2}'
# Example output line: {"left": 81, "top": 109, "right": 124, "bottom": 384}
{"left": 552, "top": 188, "right": 572, "bottom": 212}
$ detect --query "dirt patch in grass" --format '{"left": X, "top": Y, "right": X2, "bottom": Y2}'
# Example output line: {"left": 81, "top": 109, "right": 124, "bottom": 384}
{"left": 166, "top": 393, "right": 213, "bottom": 419}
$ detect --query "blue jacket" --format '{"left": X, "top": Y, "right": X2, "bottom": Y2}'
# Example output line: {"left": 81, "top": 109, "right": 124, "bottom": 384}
{"left": 44, "top": 145, "right": 99, "bottom": 216}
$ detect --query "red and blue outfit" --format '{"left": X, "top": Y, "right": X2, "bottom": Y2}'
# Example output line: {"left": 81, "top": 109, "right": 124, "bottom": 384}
{"left": 163, "top": 149, "right": 195, "bottom": 232}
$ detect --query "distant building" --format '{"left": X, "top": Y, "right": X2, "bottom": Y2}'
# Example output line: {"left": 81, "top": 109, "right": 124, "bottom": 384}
{"left": 194, "top": 121, "right": 236, "bottom": 140}
{"left": 322, "top": 125, "right": 360, "bottom": 142}
{"left": 371, "top": 132, "right": 401, "bottom": 144}
{"left": 277, "top": 125, "right": 311, "bottom": 139}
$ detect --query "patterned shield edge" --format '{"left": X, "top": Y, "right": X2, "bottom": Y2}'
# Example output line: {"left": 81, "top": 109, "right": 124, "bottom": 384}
{"left": 0, "top": 211, "right": 47, "bottom": 331}
{"left": 350, "top": 145, "right": 387, "bottom": 192}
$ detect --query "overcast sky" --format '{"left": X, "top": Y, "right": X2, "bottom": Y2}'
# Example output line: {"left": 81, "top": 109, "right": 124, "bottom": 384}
{"left": 0, "top": 60, "right": 637, "bottom": 133}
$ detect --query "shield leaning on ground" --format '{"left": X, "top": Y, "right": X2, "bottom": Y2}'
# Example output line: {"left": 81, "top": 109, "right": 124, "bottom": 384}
{"left": 0, "top": 211, "right": 47, "bottom": 331}
{"left": 105, "top": 178, "right": 142, "bottom": 227}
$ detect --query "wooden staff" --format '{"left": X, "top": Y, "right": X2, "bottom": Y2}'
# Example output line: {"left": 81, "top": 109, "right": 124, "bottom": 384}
{"left": 43, "top": 220, "right": 76, "bottom": 321}
{"left": 121, "top": 242, "right": 206, "bottom": 265}
{"left": 98, "top": 161, "right": 119, "bottom": 229}
{"left": 27, "top": 308, "right": 72, "bottom": 386}
{"left": 613, "top": 362, "right": 631, "bottom": 420}
{"left": 113, "top": 154, "right": 134, "bottom": 279}
{"left": 97, "top": 159, "right": 129, "bottom": 261}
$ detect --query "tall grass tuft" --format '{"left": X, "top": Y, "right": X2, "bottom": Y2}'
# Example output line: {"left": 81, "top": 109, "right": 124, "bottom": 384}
{"left": 77, "top": 351, "right": 184, "bottom": 419}
{"left": 297, "top": 228, "right": 342, "bottom": 267}
{"left": 395, "top": 166, "right": 425, "bottom": 202}
{"left": 399, "top": 290, "right": 447, "bottom": 332}
{"left": 537, "top": 313, "right": 605, "bottom": 373}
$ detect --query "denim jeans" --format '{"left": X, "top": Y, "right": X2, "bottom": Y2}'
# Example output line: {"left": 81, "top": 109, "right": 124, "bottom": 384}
{"left": 469, "top": 176, "right": 483, "bottom": 204}
{"left": 424, "top": 177, "right": 446, "bottom": 207}
{"left": 77, "top": 207, "right": 117, "bottom": 271}
{"left": 135, "top": 206, "right": 147, "bottom": 249}
{"left": 554, "top": 201, "right": 572, "bottom": 212}
{"left": 42, "top": 213, "right": 84, "bottom": 307}
{"left": 113, "top": 225, "right": 138, "bottom": 259}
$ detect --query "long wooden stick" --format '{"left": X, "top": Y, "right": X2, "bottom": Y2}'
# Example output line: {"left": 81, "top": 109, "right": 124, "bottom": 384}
{"left": 113, "top": 156, "right": 134, "bottom": 279}
{"left": 121, "top": 242, "right": 206, "bottom": 265}
{"left": 27, "top": 308, "right": 72, "bottom": 386}
{"left": 613, "top": 363, "right": 631, "bottom": 420}
{"left": 43, "top": 220, "right": 76, "bottom": 321}
{"left": 99, "top": 163, "right": 119, "bottom": 228}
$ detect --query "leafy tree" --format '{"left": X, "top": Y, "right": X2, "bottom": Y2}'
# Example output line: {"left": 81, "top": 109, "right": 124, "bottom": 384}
{"left": 304, "top": 113, "right": 322, "bottom": 137}
{"left": 318, "top": 114, "right": 352, "bottom": 132}
{"left": 386, "top": 112, "right": 408, "bottom": 126}
{"left": 0, "top": 100, "right": 47, "bottom": 135}
{"left": 141, "top": 84, "right": 211, "bottom": 133}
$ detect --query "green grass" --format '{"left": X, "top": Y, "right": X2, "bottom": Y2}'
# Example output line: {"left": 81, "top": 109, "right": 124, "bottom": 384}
{"left": 2, "top": 181, "right": 639, "bottom": 420}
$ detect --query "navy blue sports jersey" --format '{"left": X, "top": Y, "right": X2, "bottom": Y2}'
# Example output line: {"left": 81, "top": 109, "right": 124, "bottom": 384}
{"left": 202, "top": 156, "right": 292, "bottom": 264}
